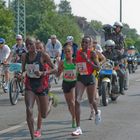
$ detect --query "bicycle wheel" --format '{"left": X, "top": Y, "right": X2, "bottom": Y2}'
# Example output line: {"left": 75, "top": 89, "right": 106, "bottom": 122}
{"left": 9, "top": 78, "right": 20, "bottom": 105}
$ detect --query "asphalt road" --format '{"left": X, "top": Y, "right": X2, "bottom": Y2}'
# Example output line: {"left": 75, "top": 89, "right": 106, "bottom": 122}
{"left": 0, "top": 68, "right": 140, "bottom": 140}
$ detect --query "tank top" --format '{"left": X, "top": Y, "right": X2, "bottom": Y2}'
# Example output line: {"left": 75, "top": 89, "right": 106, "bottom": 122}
{"left": 63, "top": 59, "right": 76, "bottom": 82}
{"left": 25, "top": 52, "right": 43, "bottom": 78}
{"left": 76, "top": 49, "right": 94, "bottom": 75}
{"left": 24, "top": 52, "right": 49, "bottom": 93}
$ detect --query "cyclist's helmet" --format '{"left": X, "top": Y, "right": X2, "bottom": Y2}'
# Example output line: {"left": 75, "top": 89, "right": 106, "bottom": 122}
{"left": 105, "top": 39, "right": 115, "bottom": 47}
{"left": 129, "top": 46, "right": 135, "bottom": 49}
{"left": 0, "top": 38, "right": 5, "bottom": 44}
{"left": 66, "top": 36, "right": 74, "bottom": 42}
{"left": 113, "top": 21, "right": 123, "bottom": 28}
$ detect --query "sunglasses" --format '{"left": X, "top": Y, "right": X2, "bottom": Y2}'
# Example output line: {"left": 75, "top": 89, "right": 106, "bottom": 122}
{"left": 82, "top": 41, "right": 89, "bottom": 44}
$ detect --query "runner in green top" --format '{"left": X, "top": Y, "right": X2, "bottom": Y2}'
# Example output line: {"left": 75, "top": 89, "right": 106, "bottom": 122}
{"left": 57, "top": 45, "right": 76, "bottom": 128}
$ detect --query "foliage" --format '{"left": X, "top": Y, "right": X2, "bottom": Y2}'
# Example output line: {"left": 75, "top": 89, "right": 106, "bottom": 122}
{"left": 58, "top": 0, "right": 72, "bottom": 15}
{"left": 0, "top": 0, "right": 15, "bottom": 47}
{"left": 25, "top": 0, "right": 56, "bottom": 34}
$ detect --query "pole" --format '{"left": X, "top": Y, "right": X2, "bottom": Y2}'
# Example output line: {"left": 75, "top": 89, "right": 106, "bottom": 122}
{"left": 120, "top": 0, "right": 122, "bottom": 22}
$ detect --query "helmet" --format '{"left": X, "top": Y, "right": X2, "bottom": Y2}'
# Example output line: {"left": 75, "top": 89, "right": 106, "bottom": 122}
{"left": 129, "top": 46, "right": 135, "bottom": 49}
{"left": 66, "top": 36, "right": 74, "bottom": 42}
{"left": 16, "top": 34, "right": 23, "bottom": 40}
{"left": 105, "top": 39, "right": 115, "bottom": 47}
{"left": 0, "top": 38, "right": 5, "bottom": 44}
{"left": 113, "top": 21, "right": 123, "bottom": 28}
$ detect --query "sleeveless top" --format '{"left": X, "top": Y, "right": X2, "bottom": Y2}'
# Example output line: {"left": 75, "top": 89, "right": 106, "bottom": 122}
{"left": 76, "top": 49, "right": 94, "bottom": 75}
{"left": 63, "top": 59, "right": 76, "bottom": 82}
{"left": 24, "top": 52, "right": 49, "bottom": 93}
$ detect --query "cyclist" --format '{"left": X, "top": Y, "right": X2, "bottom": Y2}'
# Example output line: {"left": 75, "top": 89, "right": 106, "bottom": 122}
{"left": 61, "top": 36, "right": 78, "bottom": 61}
{"left": 72, "top": 36, "right": 101, "bottom": 136}
{"left": 10, "top": 34, "right": 27, "bottom": 63}
{"left": 45, "top": 35, "right": 62, "bottom": 61}
{"left": 57, "top": 45, "right": 77, "bottom": 128}
{"left": 0, "top": 38, "right": 11, "bottom": 91}
{"left": 22, "top": 37, "right": 56, "bottom": 140}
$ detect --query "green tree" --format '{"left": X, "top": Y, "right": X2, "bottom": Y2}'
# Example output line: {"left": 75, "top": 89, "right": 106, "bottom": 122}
{"left": 35, "top": 13, "right": 81, "bottom": 45}
{"left": 58, "top": 0, "right": 72, "bottom": 15}
{"left": 25, "top": 0, "right": 56, "bottom": 34}
{"left": 0, "top": 0, "right": 15, "bottom": 46}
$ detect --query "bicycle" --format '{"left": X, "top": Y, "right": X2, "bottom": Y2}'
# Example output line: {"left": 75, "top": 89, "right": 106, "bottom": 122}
{"left": 9, "top": 63, "right": 24, "bottom": 105}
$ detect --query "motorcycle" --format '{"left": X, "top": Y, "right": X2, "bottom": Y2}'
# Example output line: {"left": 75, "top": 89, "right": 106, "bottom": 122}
{"left": 127, "top": 54, "right": 138, "bottom": 73}
{"left": 98, "top": 59, "right": 120, "bottom": 106}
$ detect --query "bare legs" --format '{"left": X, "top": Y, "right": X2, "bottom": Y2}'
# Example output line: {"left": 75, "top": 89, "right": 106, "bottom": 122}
{"left": 25, "top": 90, "right": 49, "bottom": 140}
{"left": 64, "top": 88, "right": 75, "bottom": 122}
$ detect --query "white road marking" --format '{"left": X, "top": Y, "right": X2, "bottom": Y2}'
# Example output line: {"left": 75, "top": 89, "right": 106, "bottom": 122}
{"left": 0, "top": 86, "right": 86, "bottom": 135}
{"left": 136, "top": 79, "right": 140, "bottom": 82}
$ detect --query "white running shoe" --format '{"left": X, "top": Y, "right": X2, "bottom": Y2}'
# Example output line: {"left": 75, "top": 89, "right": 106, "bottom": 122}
{"left": 72, "top": 127, "right": 82, "bottom": 136}
{"left": 88, "top": 111, "right": 95, "bottom": 120}
{"left": 95, "top": 110, "right": 101, "bottom": 125}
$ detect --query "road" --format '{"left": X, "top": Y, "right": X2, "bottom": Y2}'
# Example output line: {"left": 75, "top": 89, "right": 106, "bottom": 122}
{"left": 0, "top": 69, "right": 140, "bottom": 140}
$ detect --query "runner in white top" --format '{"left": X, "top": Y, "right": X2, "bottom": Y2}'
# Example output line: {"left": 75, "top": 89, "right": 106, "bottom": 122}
{"left": 0, "top": 38, "right": 11, "bottom": 91}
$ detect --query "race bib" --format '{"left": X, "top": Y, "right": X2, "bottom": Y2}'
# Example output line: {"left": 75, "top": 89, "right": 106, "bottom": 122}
{"left": 76, "top": 62, "right": 88, "bottom": 75}
{"left": 26, "top": 64, "right": 40, "bottom": 78}
{"left": 63, "top": 69, "right": 76, "bottom": 81}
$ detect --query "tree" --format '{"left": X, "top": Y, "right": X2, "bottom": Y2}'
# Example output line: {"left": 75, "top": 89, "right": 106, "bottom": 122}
{"left": 0, "top": 0, "right": 15, "bottom": 46}
{"left": 58, "top": 0, "right": 72, "bottom": 15}
{"left": 25, "top": 0, "right": 56, "bottom": 34}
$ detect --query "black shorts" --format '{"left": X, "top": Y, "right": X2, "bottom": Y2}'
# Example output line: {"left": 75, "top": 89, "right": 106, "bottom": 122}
{"left": 35, "top": 89, "right": 49, "bottom": 96}
{"left": 25, "top": 88, "right": 49, "bottom": 96}
{"left": 77, "top": 74, "right": 96, "bottom": 86}
{"left": 62, "top": 81, "right": 76, "bottom": 93}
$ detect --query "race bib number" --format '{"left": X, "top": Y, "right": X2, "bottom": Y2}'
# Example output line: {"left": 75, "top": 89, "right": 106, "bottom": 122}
{"left": 63, "top": 70, "right": 76, "bottom": 81}
{"left": 26, "top": 64, "right": 40, "bottom": 78}
{"left": 76, "top": 62, "right": 88, "bottom": 75}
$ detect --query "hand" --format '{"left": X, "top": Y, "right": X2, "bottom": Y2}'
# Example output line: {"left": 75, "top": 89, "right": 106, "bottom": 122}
{"left": 34, "top": 71, "right": 42, "bottom": 76}
{"left": 80, "top": 52, "right": 88, "bottom": 60}
{"left": 3, "top": 59, "right": 8, "bottom": 64}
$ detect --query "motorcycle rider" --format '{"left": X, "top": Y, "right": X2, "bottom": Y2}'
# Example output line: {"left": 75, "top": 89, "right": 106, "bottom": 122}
{"left": 103, "top": 39, "right": 126, "bottom": 95}
{"left": 105, "top": 21, "right": 129, "bottom": 91}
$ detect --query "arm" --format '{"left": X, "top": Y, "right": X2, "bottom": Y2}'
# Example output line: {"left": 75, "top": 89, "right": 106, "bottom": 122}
{"left": 56, "top": 60, "right": 63, "bottom": 77}
{"left": 21, "top": 53, "right": 26, "bottom": 73}
{"left": 42, "top": 52, "right": 57, "bottom": 75}
{"left": 96, "top": 51, "right": 106, "bottom": 65}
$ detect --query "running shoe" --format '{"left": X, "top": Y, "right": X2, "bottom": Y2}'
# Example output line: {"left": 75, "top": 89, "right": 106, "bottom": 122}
{"left": 95, "top": 110, "right": 101, "bottom": 125}
{"left": 72, "top": 127, "right": 82, "bottom": 136}
{"left": 34, "top": 130, "right": 41, "bottom": 138}
{"left": 88, "top": 111, "right": 95, "bottom": 120}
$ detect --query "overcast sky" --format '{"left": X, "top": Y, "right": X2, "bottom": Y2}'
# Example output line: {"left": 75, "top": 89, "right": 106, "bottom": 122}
{"left": 55, "top": 0, "right": 140, "bottom": 34}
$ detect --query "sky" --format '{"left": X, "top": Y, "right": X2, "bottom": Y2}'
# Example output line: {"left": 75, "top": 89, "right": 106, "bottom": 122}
{"left": 55, "top": 0, "right": 140, "bottom": 34}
